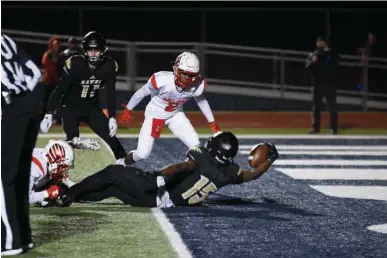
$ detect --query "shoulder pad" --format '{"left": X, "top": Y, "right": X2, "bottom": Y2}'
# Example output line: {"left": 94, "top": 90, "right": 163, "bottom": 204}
{"left": 104, "top": 56, "right": 119, "bottom": 72}
{"left": 150, "top": 71, "right": 173, "bottom": 90}
{"left": 65, "top": 55, "right": 86, "bottom": 71}
{"left": 65, "top": 56, "right": 73, "bottom": 70}
{"left": 197, "top": 77, "right": 206, "bottom": 93}
{"left": 114, "top": 59, "right": 119, "bottom": 72}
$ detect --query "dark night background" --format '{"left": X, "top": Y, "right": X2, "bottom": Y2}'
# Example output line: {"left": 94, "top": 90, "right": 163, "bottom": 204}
{"left": 2, "top": 2, "right": 387, "bottom": 95}
{"left": 3, "top": 2, "right": 387, "bottom": 56}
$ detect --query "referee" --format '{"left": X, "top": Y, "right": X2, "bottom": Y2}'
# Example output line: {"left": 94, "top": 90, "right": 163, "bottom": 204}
{"left": 1, "top": 34, "right": 42, "bottom": 256}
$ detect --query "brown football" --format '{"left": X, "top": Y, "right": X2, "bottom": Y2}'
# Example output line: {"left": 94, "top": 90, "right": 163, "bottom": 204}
{"left": 248, "top": 143, "right": 269, "bottom": 168}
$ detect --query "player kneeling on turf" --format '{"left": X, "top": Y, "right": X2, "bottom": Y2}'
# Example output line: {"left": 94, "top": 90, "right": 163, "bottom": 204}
{"left": 29, "top": 140, "right": 76, "bottom": 207}
{"left": 58, "top": 131, "right": 279, "bottom": 208}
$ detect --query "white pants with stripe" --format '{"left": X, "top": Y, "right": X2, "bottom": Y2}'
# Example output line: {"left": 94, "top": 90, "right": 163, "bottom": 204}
{"left": 131, "top": 111, "right": 200, "bottom": 161}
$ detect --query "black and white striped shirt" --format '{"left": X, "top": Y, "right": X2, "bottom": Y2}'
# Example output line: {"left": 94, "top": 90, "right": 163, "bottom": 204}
{"left": 1, "top": 34, "right": 41, "bottom": 95}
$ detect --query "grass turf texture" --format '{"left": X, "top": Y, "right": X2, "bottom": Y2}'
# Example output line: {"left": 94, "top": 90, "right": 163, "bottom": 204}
{"left": 17, "top": 138, "right": 176, "bottom": 258}
{"left": 48, "top": 127, "right": 387, "bottom": 135}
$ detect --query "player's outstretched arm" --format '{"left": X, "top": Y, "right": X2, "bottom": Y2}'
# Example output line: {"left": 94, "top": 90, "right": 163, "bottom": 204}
{"left": 239, "top": 160, "right": 273, "bottom": 182}
{"left": 239, "top": 142, "right": 279, "bottom": 183}
{"left": 193, "top": 94, "right": 221, "bottom": 133}
{"left": 159, "top": 159, "right": 197, "bottom": 177}
{"left": 119, "top": 80, "right": 156, "bottom": 126}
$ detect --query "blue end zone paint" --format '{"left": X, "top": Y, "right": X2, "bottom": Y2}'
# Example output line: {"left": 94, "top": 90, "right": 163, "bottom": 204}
{"left": 118, "top": 137, "right": 387, "bottom": 258}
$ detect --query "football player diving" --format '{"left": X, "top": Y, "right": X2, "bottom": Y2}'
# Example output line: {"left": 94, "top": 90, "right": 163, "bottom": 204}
{"left": 57, "top": 131, "right": 279, "bottom": 208}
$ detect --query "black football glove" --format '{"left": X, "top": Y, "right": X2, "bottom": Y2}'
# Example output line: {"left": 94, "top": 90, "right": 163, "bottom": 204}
{"left": 264, "top": 142, "right": 279, "bottom": 164}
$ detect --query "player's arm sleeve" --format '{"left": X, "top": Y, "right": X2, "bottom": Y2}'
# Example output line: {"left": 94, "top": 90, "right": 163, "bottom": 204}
{"left": 62, "top": 177, "right": 76, "bottom": 188}
{"left": 239, "top": 160, "right": 272, "bottom": 183}
{"left": 193, "top": 94, "right": 215, "bottom": 123}
{"left": 28, "top": 167, "right": 48, "bottom": 204}
{"left": 29, "top": 190, "right": 48, "bottom": 205}
{"left": 104, "top": 60, "right": 119, "bottom": 118}
{"left": 46, "top": 61, "right": 72, "bottom": 114}
{"left": 228, "top": 165, "right": 244, "bottom": 185}
{"left": 126, "top": 78, "right": 157, "bottom": 110}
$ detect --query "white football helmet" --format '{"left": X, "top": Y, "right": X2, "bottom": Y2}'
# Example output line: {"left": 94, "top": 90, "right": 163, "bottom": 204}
{"left": 172, "top": 52, "right": 200, "bottom": 90}
{"left": 43, "top": 139, "right": 75, "bottom": 180}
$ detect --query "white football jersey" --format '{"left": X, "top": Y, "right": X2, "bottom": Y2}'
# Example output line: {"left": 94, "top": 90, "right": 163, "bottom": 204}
{"left": 144, "top": 71, "right": 206, "bottom": 119}
{"left": 29, "top": 148, "right": 50, "bottom": 194}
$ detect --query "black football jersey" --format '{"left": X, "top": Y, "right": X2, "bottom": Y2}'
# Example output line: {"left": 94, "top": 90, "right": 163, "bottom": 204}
{"left": 166, "top": 146, "right": 243, "bottom": 206}
{"left": 46, "top": 55, "right": 118, "bottom": 117}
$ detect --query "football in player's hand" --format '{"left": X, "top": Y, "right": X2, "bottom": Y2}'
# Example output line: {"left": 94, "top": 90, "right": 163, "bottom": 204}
{"left": 248, "top": 143, "right": 269, "bottom": 168}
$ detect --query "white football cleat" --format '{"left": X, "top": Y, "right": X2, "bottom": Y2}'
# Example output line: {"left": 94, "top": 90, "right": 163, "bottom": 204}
{"left": 1, "top": 248, "right": 23, "bottom": 256}
{"left": 69, "top": 137, "right": 101, "bottom": 151}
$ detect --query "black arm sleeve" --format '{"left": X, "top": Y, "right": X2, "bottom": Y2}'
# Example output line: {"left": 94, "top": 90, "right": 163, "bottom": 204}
{"left": 46, "top": 70, "right": 71, "bottom": 114}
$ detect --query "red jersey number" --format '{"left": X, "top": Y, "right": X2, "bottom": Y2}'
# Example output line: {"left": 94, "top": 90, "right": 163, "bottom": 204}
{"left": 164, "top": 102, "right": 178, "bottom": 112}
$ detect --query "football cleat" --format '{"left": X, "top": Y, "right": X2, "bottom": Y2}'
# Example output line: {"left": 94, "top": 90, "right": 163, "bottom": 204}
{"left": 69, "top": 137, "right": 101, "bottom": 151}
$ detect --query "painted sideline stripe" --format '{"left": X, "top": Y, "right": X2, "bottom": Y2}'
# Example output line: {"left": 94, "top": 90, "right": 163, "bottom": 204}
{"left": 98, "top": 136, "right": 193, "bottom": 258}
{"left": 274, "top": 160, "right": 387, "bottom": 166}
{"left": 367, "top": 224, "right": 387, "bottom": 234}
{"left": 240, "top": 145, "right": 387, "bottom": 150}
{"left": 38, "top": 133, "right": 387, "bottom": 139}
{"left": 239, "top": 150, "right": 387, "bottom": 156}
{"left": 310, "top": 185, "right": 387, "bottom": 201}
{"left": 151, "top": 209, "right": 193, "bottom": 258}
{"left": 278, "top": 168, "right": 387, "bottom": 180}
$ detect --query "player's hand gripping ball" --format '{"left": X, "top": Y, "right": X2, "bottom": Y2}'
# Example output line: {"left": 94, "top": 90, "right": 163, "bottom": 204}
{"left": 248, "top": 143, "right": 269, "bottom": 168}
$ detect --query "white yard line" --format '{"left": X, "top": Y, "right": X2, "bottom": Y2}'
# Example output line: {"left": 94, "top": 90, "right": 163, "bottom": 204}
{"left": 98, "top": 135, "right": 193, "bottom": 258}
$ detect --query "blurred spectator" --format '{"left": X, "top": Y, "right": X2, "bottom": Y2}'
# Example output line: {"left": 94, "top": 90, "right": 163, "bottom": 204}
{"left": 357, "top": 33, "right": 377, "bottom": 92}
{"left": 40, "top": 37, "right": 61, "bottom": 122}
{"left": 56, "top": 36, "right": 82, "bottom": 76}
{"left": 357, "top": 33, "right": 377, "bottom": 59}
{"left": 306, "top": 36, "right": 340, "bottom": 135}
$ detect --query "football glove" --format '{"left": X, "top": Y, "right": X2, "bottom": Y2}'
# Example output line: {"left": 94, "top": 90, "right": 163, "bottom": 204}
{"left": 209, "top": 121, "right": 221, "bottom": 134}
{"left": 264, "top": 142, "right": 279, "bottom": 164}
{"left": 119, "top": 104, "right": 132, "bottom": 127}
{"left": 46, "top": 184, "right": 61, "bottom": 200}
{"left": 40, "top": 114, "right": 52, "bottom": 133}
{"left": 109, "top": 117, "right": 118, "bottom": 137}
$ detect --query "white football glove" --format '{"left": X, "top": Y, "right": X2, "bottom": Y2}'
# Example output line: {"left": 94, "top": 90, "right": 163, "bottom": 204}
{"left": 40, "top": 114, "right": 53, "bottom": 133}
{"left": 109, "top": 117, "right": 117, "bottom": 137}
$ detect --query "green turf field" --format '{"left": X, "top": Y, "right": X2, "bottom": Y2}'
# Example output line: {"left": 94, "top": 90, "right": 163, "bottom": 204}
{"left": 14, "top": 127, "right": 386, "bottom": 257}
{"left": 18, "top": 138, "right": 176, "bottom": 258}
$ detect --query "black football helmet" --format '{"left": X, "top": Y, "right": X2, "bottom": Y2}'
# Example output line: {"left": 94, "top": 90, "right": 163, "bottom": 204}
{"left": 81, "top": 31, "right": 108, "bottom": 65}
{"left": 204, "top": 131, "right": 239, "bottom": 164}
